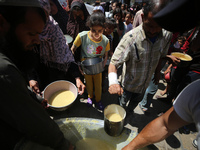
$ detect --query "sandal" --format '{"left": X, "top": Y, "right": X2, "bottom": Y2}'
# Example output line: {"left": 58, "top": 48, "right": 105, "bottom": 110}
{"left": 96, "top": 101, "right": 104, "bottom": 110}
{"left": 192, "top": 139, "right": 198, "bottom": 148}
{"left": 87, "top": 98, "right": 93, "bottom": 107}
{"left": 139, "top": 104, "right": 148, "bottom": 113}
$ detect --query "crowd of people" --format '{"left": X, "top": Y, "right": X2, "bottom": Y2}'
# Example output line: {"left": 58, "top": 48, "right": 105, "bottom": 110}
{"left": 0, "top": 0, "right": 200, "bottom": 149}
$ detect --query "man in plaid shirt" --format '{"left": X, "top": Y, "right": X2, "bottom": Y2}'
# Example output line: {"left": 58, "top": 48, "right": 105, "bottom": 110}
{"left": 108, "top": 0, "right": 177, "bottom": 114}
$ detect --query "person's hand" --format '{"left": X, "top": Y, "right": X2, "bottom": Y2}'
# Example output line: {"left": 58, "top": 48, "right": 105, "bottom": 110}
{"left": 29, "top": 80, "right": 41, "bottom": 95}
{"left": 168, "top": 55, "right": 181, "bottom": 66}
{"left": 108, "top": 84, "right": 123, "bottom": 95}
{"left": 75, "top": 77, "right": 85, "bottom": 95}
{"left": 164, "top": 68, "right": 171, "bottom": 76}
{"left": 41, "top": 99, "right": 49, "bottom": 109}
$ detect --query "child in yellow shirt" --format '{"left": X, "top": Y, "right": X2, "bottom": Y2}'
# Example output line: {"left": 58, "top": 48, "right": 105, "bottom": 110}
{"left": 71, "top": 12, "right": 110, "bottom": 110}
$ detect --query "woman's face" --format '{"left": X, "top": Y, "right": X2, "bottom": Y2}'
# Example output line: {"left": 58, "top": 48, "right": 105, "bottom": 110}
{"left": 114, "top": 13, "right": 121, "bottom": 21}
{"left": 73, "top": 9, "right": 84, "bottom": 20}
{"left": 49, "top": 0, "right": 58, "bottom": 15}
{"left": 90, "top": 25, "right": 104, "bottom": 41}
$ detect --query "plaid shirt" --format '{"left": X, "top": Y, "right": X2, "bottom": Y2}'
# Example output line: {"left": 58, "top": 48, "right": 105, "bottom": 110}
{"left": 110, "top": 24, "right": 172, "bottom": 93}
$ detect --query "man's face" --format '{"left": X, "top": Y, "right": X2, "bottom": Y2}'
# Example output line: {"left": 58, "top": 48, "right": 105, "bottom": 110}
{"left": 14, "top": 9, "right": 45, "bottom": 51}
{"left": 142, "top": 12, "right": 162, "bottom": 38}
{"left": 112, "top": 3, "right": 117, "bottom": 10}
{"left": 1, "top": 8, "right": 45, "bottom": 72}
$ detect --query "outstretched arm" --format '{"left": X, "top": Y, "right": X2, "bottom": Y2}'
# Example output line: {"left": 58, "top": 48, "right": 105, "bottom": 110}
{"left": 122, "top": 107, "right": 189, "bottom": 150}
{"left": 108, "top": 63, "right": 123, "bottom": 95}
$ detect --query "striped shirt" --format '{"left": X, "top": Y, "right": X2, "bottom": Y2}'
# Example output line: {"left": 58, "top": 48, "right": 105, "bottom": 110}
{"left": 110, "top": 24, "right": 172, "bottom": 93}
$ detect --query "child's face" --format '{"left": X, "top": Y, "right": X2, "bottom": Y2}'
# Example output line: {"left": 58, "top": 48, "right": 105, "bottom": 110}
{"left": 104, "top": 26, "right": 115, "bottom": 35}
{"left": 90, "top": 25, "right": 104, "bottom": 41}
{"left": 125, "top": 14, "right": 131, "bottom": 24}
{"left": 114, "top": 13, "right": 121, "bottom": 21}
{"left": 178, "top": 40, "right": 184, "bottom": 47}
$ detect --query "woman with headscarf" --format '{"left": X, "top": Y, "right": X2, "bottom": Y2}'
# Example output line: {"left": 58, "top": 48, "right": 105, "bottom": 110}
{"left": 66, "top": 0, "right": 90, "bottom": 43}
{"left": 49, "top": 0, "right": 68, "bottom": 34}
{"left": 66, "top": 0, "right": 90, "bottom": 62}
{"left": 29, "top": 0, "right": 85, "bottom": 95}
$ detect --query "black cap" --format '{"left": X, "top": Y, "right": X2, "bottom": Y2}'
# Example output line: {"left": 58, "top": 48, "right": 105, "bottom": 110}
{"left": 153, "top": 0, "right": 200, "bottom": 32}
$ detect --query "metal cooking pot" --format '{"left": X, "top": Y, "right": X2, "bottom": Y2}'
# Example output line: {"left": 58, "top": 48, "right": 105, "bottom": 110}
{"left": 81, "top": 57, "right": 104, "bottom": 75}
{"left": 104, "top": 104, "right": 126, "bottom": 137}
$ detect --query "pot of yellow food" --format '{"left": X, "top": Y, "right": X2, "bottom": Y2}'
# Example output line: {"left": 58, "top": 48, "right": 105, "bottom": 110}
{"left": 171, "top": 52, "right": 192, "bottom": 68}
{"left": 43, "top": 80, "right": 78, "bottom": 111}
{"left": 104, "top": 104, "right": 126, "bottom": 137}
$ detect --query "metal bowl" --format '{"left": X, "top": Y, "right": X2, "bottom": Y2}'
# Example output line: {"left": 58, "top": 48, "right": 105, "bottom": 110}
{"left": 64, "top": 34, "right": 73, "bottom": 44}
{"left": 43, "top": 80, "right": 78, "bottom": 111}
{"left": 171, "top": 52, "right": 192, "bottom": 68}
{"left": 81, "top": 57, "right": 104, "bottom": 75}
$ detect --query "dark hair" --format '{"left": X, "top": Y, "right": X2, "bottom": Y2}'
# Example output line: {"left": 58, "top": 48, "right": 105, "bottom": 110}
{"left": 112, "top": 2, "right": 120, "bottom": 7}
{"left": 105, "top": 17, "right": 117, "bottom": 28}
{"left": 0, "top": 6, "right": 46, "bottom": 28}
{"left": 143, "top": 0, "right": 169, "bottom": 17}
{"left": 177, "top": 35, "right": 186, "bottom": 42}
{"left": 113, "top": 8, "right": 122, "bottom": 18}
{"left": 125, "top": 11, "right": 132, "bottom": 18}
{"left": 86, "top": 12, "right": 105, "bottom": 28}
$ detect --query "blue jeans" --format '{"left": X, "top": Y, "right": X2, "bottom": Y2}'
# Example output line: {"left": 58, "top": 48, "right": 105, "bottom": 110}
{"left": 119, "top": 89, "right": 144, "bottom": 113}
{"left": 139, "top": 75, "right": 158, "bottom": 110}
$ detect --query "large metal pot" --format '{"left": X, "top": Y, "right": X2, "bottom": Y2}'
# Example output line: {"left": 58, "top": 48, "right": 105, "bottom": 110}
{"left": 43, "top": 80, "right": 78, "bottom": 111}
{"left": 81, "top": 57, "right": 104, "bottom": 75}
{"left": 20, "top": 118, "right": 136, "bottom": 150}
